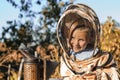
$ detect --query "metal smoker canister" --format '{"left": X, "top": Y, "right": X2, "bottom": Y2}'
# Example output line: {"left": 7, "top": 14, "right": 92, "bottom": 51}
{"left": 24, "top": 58, "right": 40, "bottom": 80}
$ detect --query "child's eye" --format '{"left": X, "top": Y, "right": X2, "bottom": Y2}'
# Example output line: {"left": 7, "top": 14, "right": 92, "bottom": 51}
{"left": 71, "top": 36, "right": 74, "bottom": 39}
{"left": 79, "top": 39, "right": 84, "bottom": 41}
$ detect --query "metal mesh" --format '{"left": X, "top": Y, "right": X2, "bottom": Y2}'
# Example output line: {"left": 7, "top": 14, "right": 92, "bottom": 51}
{"left": 24, "top": 63, "right": 40, "bottom": 80}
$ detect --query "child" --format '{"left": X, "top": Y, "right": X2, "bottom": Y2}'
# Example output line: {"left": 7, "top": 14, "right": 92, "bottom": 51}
{"left": 57, "top": 4, "right": 120, "bottom": 80}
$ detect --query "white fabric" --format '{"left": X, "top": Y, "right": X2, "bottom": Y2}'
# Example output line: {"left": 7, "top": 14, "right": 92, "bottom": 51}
{"left": 70, "top": 48, "right": 99, "bottom": 60}
{"left": 60, "top": 57, "right": 74, "bottom": 77}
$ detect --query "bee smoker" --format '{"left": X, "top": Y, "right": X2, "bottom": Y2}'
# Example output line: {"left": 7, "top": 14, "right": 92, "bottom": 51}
{"left": 19, "top": 50, "right": 40, "bottom": 80}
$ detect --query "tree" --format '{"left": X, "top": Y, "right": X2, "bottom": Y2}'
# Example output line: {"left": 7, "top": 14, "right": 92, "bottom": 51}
{"left": 0, "top": 0, "right": 73, "bottom": 49}
{"left": 0, "top": 0, "right": 73, "bottom": 79}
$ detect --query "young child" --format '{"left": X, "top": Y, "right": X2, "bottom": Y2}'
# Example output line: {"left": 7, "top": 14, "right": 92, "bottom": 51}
{"left": 57, "top": 4, "right": 120, "bottom": 80}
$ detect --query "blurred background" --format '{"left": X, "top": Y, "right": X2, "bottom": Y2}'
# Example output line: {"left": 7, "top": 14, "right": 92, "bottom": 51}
{"left": 0, "top": 0, "right": 120, "bottom": 80}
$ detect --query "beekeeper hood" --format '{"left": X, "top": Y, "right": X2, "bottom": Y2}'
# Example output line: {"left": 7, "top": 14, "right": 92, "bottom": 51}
{"left": 57, "top": 3, "right": 100, "bottom": 55}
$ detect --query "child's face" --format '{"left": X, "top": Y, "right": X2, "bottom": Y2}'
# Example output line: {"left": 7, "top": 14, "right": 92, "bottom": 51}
{"left": 70, "top": 29, "right": 89, "bottom": 53}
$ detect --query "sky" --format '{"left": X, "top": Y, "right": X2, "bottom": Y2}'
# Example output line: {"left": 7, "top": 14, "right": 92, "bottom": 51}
{"left": 74, "top": 0, "right": 120, "bottom": 23}
{"left": 0, "top": 0, "right": 120, "bottom": 32}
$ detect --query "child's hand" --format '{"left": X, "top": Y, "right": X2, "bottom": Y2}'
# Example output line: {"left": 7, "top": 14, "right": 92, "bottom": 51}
{"left": 83, "top": 73, "right": 96, "bottom": 80}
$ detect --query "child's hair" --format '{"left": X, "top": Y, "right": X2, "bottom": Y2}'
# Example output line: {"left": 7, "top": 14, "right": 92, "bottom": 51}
{"left": 68, "top": 18, "right": 95, "bottom": 49}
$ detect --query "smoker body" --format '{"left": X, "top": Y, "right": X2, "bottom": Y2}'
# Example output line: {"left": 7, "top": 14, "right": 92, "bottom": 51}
{"left": 24, "top": 58, "right": 40, "bottom": 80}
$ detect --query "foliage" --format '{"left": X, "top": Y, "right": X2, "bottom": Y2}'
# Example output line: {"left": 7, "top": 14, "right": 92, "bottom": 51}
{"left": 0, "top": 0, "right": 72, "bottom": 79}
{"left": 0, "top": 0, "right": 72, "bottom": 49}
{"left": 100, "top": 16, "right": 120, "bottom": 68}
